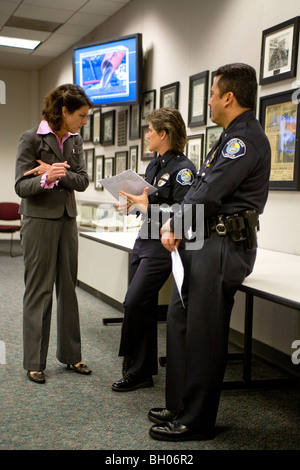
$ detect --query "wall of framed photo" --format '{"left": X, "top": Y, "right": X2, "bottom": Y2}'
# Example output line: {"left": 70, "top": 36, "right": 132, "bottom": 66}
{"left": 19, "top": 0, "right": 298, "bottom": 361}
{"left": 67, "top": 1, "right": 300, "bottom": 254}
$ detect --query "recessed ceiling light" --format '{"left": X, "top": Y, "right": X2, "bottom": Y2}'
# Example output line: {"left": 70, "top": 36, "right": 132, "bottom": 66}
{"left": 0, "top": 36, "right": 41, "bottom": 50}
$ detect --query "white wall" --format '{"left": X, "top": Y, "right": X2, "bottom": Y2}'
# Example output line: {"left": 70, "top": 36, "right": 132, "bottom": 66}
{"left": 0, "top": 0, "right": 299, "bottom": 356}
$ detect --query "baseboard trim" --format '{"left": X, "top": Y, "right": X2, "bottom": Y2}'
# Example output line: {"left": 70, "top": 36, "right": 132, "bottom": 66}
{"left": 229, "top": 328, "right": 300, "bottom": 379}
{"left": 77, "top": 280, "right": 124, "bottom": 312}
{"left": 77, "top": 280, "right": 168, "bottom": 321}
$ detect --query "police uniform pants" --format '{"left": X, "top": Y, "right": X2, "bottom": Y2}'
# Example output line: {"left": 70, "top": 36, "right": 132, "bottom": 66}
{"left": 119, "top": 237, "right": 172, "bottom": 378}
{"left": 165, "top": 232, "right": 256, "bottom": 430}
{"left": 21, "top": 214, "right": 82, "bottom": 371}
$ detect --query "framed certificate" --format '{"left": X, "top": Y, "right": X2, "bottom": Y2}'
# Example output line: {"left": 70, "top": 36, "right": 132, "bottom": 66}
{"left": 186, "top": 134, "right": 204, "bottom": 171}
{"left": 92, "top": 109, "right": 101, "bottom": 144}
{"left": 94, "top": 155, "right": 104, "bottom": 190}
{"left": 188, "top": 71, "right": 209, "bottom": 127}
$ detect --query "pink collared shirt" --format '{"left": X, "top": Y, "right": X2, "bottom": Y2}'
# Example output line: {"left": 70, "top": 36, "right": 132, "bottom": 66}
{"left": 37, "top": 120, "right": 77, "bottom": 189}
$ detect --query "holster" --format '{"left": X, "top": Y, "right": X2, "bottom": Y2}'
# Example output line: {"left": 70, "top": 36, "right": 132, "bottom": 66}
{"left": 205, "top": 210, "right": 259, "bottom": 250}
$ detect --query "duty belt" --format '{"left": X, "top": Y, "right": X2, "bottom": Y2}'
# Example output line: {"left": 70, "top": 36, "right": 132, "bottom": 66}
{"left": 205, "top": 210, "right": 259, "bottom": 250}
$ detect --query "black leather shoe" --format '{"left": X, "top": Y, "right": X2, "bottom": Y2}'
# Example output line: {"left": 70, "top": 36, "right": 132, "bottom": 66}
{"left": 112, "top": 374, "right": 154, "bottom": 392}
{"left": 67, "top": 362, "right": 92, "bottom": 375}
{"left": 148, "top": 408, "right": 176, "bottom": 424}
{"left": 149, "top": 420, "right": 215, "bottom": 442}
{"left": 27, "top": 371, "right": 46, "bottom": 384}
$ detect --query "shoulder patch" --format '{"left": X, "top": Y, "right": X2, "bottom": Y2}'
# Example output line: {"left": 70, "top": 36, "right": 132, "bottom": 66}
{"left": 176, "top": 168, "right": 194, "bottom": 186}
{"left": 222, "top": 138, "right": 246, "bottom": 159}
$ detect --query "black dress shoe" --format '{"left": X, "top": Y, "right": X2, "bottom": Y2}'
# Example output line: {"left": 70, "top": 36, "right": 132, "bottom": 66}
{"left": 112, "top": 374, "right": 153, "bottom": 392}
{"left": 149, "top": 420, "right": 215, "bottom": 442}
{"left": 67, "top": 362, "right": 92, "bottom": 375}
{"left": 27, "top": 371, "right": 46, "bottom": 384}
{"left": 148, "top": 408, "right": 176, "bottom": 424}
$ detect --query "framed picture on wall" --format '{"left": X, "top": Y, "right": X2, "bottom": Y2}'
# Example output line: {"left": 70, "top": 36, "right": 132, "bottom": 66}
{"left": 117, "top": 109, "right": 127, "bottom": 146}
{"left": 115, "top": 151, "right": 128, "bottom": 175}
{"left": 94, "top": 155, "right": 104, "bottom": 190}
{"left": 129, "top": 104, "right": 141, "bottom": 139}
{"left": 82, "top": 114, "right": 92, "bottom": 142}
{"left": 211, "top": 70, "right": 217, "bottom": 87}
{"left": 160, "top": 81, "right": 179, "bottom": 109}
{"left": 259, "top": 16, "right": 300, "bottom": 85}
{"left": 101, "top": 110, "right": 115, "bottom": 146}
{"left": 205, "top": 125, "right": 223, "bottom": 155}
{"left": 186, "top": 134, "right": 204, "bottom": 171}
{"left": 259, "top": 89, "right": 300, "bottom": 190}
{"left": 129, "top": 145, "right": 138, "bottom": 172}
{"left": 188, "top": 71, "right": 209, "bottom": 127}
{"left": 85, "top": 148, "right": 94, "bottom": 181}
{"left": 104, "top": 157, "right": 114, "bottom": 178}
{"left": 92, "top": 109, "right": 101, "bottom": 144}
{"left": 141, "top": 125, "right": 156, "bottom": 160}
{"left": 142, "top": 89, "right": 156, "bottom": 119}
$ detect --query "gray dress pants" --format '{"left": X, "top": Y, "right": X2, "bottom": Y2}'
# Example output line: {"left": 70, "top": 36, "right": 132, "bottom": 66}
{"left": 21, "top": 213, "right": 81, "bottom": 371}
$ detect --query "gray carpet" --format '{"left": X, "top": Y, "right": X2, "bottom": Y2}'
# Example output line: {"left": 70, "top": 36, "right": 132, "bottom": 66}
{"left": 0, "top": 240, "right": 299, "bottom": 452}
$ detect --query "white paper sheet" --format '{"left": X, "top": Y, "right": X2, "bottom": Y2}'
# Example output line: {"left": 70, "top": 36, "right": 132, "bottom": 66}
{"left": 171, "top": 247, "right": 185, "bottom": 308}
{"left": 98, "top": 169, "right": 156, "bottom": 200}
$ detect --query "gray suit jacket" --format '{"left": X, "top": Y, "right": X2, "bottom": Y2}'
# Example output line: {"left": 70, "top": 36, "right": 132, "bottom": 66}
{"left": 15, "top": 126, "right": 89, "bottom": 218}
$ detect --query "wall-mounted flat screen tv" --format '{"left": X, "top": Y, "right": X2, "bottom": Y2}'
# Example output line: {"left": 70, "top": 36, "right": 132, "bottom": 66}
{"left": 73, "top": 33, "right": 142, "bottom": 107}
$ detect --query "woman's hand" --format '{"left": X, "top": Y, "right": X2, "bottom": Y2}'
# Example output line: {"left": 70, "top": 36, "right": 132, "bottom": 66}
{"left": 117, "top": 187, "right": 149, "bottom": 215}
{"left": 24, "top": 159, "right": 70, "bottom": 182}
{"left": 47, "top": 161, "right": 70, "bottom": 182}
{"left": 24, "top": 159, "right": 51, "bottom": 176}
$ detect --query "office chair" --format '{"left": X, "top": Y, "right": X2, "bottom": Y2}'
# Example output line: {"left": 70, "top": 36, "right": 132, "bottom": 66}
{"left": 0, "top": 202, "right": 21, "bottom": 257}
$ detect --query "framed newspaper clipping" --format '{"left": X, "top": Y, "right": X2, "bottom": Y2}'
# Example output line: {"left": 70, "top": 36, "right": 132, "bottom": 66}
{"left": 259, "top": 89, "right": 300, "bottom": 190}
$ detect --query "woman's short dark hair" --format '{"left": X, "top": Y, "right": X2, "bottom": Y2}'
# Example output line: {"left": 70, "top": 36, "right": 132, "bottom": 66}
{"left": 42, "top": 84, "right": 93, "bottom": 130}
{"left": 145, "top": 107, "right": 187, "bottom": 153}
{"left": 216, "top": 63, "right": 257, "bottom": 110}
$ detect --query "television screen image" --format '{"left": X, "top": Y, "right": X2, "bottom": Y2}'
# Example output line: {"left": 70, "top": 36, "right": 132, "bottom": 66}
{"left": 73, "top": 34, "right": 142, "bottom": 107}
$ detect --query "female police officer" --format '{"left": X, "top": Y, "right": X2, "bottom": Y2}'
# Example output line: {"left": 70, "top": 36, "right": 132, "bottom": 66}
{"left": 111, "top": 108, "right": 196, "bottom": 392}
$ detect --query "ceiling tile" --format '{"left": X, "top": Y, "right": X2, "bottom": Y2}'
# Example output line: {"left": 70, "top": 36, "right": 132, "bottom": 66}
{"left": 0, "top": 0, "right": 21, "bottom": 16}
{"left": 80, "top": 0, "right": 128, "bottom": 16}
{"left": 57, "top": 23, "right": 96, "bottom": 37}
{"left": 0, "top": 15, "right": 10, "bottom": 27}
{"left": 0, "top": 44, "right": 32, "bottom": 55}
{"left": 22, "top": 0, "right": 86, "bottom": 11}
{"left": 33, "top": 43, "right": 71, "bottom": 57}
{"left": 66, "top": 12, "right": 108, "bottom": 28}
{"left": 13, "top": 4, "right": 72, "bottom": 23}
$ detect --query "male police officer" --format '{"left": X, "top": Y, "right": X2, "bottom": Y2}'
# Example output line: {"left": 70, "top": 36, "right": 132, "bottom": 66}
{"left": 148, "top": 63, "right": 271, "bottom": 441}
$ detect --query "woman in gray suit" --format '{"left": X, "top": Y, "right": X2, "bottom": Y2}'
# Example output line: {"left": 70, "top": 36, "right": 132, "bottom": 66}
{"left": 15, "top": 84, "right": 93, "bottom": 384}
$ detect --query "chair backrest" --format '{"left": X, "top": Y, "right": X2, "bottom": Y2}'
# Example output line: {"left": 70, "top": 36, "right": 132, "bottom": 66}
{"left": 0, "top": 202, "right": 20, "bottom": 221}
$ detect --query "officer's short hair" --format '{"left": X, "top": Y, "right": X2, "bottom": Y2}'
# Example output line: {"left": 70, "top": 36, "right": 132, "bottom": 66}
{"left": 216, "top": 63, "right": 257, "bottom": 110}
{"left": 146, "top": 107, "right": 187, "bottom": 153}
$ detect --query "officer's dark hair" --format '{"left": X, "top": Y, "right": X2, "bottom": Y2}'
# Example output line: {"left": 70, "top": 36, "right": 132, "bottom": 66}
{"left": 216, "top": 63, "right": 257, "bottom": 110}
{"left": 146, "top": 107, "right": 187, "bottom": 153}
{"left": 42, "top": 83, "right": 93, "bottom": 131}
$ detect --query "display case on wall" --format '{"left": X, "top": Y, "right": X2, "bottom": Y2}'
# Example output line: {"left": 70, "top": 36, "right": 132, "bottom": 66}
{"left": 76, "top": 200, "right": 142, "bottom": 233}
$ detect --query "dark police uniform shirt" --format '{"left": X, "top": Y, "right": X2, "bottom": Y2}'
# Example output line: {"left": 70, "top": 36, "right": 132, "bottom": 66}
{"left": 140, "top": 149, "right": 196, "bottom": 238}
{"left": 172, "top": 110, "right": 271, "bottom": 231}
